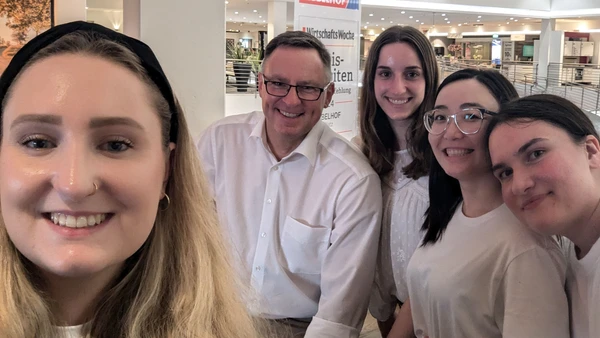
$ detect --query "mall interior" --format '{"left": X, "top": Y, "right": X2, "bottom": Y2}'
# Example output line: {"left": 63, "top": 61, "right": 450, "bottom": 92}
{"left": 69, "top": 0, "right": 600, "bottom": 141}
{"left": 51, "top": 1, "right": 599, "bottom": 336}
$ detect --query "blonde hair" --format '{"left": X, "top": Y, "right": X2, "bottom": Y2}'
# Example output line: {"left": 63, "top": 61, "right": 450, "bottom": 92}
{"left": 0, "top": 31, "right": 259, "bottom": 338}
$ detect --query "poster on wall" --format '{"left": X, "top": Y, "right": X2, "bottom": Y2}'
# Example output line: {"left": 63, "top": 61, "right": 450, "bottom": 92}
{"left": 294, "top": 0, "right": 360, "bottom": 140}
{"left": 0, "top": 0, "right": 54, "bottom": 75}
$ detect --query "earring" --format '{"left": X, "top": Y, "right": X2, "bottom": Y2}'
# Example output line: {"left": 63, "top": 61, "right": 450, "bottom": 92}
{"left": 160, "top": 193, "right": 171, "bottom": 211}
{"left": 88, "top": 182, "right": 99, "bottom": 196}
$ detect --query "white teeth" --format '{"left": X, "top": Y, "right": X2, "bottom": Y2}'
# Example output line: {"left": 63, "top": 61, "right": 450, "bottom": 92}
{"left": 50, "top": 212, "right": 108, "bottom": 228}
{"left": 279, "top": 110, "right": 302, "bottom": 118}
{"left": 388, "top": 98, "right": 409, "bottom": 104}
{"left": 446, "top": 148, "right": 472, "bottom": 157}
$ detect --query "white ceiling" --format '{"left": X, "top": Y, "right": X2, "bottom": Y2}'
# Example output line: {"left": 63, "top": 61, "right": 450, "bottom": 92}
{"left": 85, "top": 0, "right": 600, "bottom": 33}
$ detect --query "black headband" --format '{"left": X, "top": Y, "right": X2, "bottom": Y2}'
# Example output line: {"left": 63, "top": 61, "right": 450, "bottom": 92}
{"left": 0, "top": 21, "right": 178, "bottom": 143}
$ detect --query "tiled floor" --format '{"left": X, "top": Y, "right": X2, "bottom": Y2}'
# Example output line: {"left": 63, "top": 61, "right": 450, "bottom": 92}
{"left": 360, "top": 314, "right": 382, "bottom": 338}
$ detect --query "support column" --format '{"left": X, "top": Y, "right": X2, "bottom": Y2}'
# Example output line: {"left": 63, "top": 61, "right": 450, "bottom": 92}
{"left": 537, "top": 18, "right": 556, "bottom": 85}
{"left": 54, "top": 0, "right": 86, "bottom": 25}
{"left": 141, "top": 0, "right": 225, "bottom": 139}
{"left": 268, "top": 1, "right": 287, "bottom": 43}
{"left": 123, "top": 0, "right": 141, "bottom": 39}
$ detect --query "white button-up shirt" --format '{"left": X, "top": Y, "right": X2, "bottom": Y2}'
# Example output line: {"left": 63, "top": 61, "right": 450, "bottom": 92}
{"left": 197, "top": 111, "right": 382, "bottom": 337}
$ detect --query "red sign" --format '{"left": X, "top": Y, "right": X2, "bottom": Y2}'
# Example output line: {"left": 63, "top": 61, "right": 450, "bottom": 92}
{"left": 298, "top": 0, "right": 349, "bottom": 9}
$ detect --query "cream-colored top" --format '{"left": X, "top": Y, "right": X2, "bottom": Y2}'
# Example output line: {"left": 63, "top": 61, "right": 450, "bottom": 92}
{"left": 368, "top": 150, "right": 429, "bottom": 321}
{"left": 407, "top": 203, "right": 569, "bottom": 338}
{"left": 568, "top": 237, "right": 600, "bottom": 338}
{"left": 57, "top": 325, "right": 83, "bottom": 338}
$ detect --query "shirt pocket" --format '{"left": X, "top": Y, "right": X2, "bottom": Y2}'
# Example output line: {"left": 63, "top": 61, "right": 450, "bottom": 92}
{"left": 281, "top": 216, "right": 331, "bottom": 275}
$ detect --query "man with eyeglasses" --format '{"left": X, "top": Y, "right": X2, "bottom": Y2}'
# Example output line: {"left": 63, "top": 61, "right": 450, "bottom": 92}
{"left": 197, "top": 31, "right": 381, "bottom": 337}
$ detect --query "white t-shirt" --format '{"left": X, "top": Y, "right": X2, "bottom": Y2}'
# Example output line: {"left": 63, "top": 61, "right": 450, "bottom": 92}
{"left": 407, "top": 203, "right": 569, "bottom": 338}
{"left": 369, "top": 150, "right": 429, "bottom": 321}
{"left": 567, "top": 237, "right": 600, "bottom": 338}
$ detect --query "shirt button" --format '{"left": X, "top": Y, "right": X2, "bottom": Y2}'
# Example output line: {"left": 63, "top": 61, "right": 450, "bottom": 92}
{"left": 273, "top": 166, "right": 279, "bottom": 171}
{"left": 261, "top": 232, "right": 267, "bottom": 238}
{"left": 255, "top": 266, "right": 261, "bottom": 271}
{"left": 267, "top": 198, "right": 272, "bottom": 204}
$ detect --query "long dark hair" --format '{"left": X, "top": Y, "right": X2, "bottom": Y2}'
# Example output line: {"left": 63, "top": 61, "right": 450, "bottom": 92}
{"left": 359, "top": 26, "right": 439, "bottom": 179}
{"left": 421, "top": 69, "right": 519, "bottom": 246}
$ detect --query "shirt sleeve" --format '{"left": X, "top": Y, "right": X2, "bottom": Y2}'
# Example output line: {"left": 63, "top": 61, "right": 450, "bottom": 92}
{"left": 305, "top": 173, "right": 383, "bottom": 338}
{"left": 195, "top": 127, "right": 216, "bottom": 197}
{"left": 494, "top": 245, "right": 569, "bottom": 338}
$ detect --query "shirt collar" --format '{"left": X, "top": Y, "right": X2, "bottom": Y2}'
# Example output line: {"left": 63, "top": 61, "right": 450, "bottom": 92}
{"left": 249, "top": 111, "right": 324, "bottom": 166}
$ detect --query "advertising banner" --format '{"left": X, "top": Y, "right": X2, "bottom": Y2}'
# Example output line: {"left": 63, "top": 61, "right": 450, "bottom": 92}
{"left": 295, "top": 0, "right": 361, "bottom": 139}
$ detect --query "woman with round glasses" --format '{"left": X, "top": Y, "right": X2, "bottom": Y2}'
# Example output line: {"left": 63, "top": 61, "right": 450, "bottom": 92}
{"left": 356, "top": 26, "right": 439, "bottom": 337}
{"left": 405, "top": 69, "right": 569, "bottom": 338}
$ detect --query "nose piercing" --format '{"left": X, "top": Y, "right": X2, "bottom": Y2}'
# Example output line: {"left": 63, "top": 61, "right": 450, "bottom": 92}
{"left": 89, "top": 182, "right": 98, "bottom": 196}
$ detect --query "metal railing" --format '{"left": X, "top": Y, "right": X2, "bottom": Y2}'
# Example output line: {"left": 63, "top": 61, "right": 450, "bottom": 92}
{"left": 223, "top": 56, "right": 600, "bottom": 114}
{"left": 226, "top": 58, "right": 262, "bottom": 93}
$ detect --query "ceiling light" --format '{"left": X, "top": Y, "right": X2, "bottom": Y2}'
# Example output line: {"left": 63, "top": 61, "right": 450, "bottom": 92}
{"left": 263, "top": 20, "right": 266, "bottom": 22}
{"left": 514, "top": 19, "right": 518, "bottom": 22}
{"left": 478, "top": 15, "right": 481, "bottom": 18}
{"left": 376, "top": 24, "right": 379, "bottom": 26}
{"left": 253, "top": 9, "right": 257, "bottom": 12}
{"left": 369, "top": 13, "right": 373, "bottom": 16}
{"left": 381, "top": 17, "right": 385, "bottom": 20}
{"left": 458, "top": 24, "right": 462, "bottom": 26}
{"left": 401, "top": 11, "right": 405, "bottom": 14}
{"left": 416, "top": 20, "right": 419, "bottom": 22}
{"left": 441, "top": 13, "right": 446, "bottom": 16}
{"left": 366, "top": 21, "right": 369, "bottom": 24}
{"left": 234, "top": 11, "right": 238, "bottom": 14}
{"left": 506, "top": 21, "right": 510, "bottom": 24}
{"left": 409, "top": 16, "right": 413, "bottom": 19}
{"left": 243, "top": 17, "right": 246, "bottom": 19}
{"left": 390, "top": 21, "right": 393, "bottom": 23}
{"left": 364, "top": 25, "right": 367, "bottom": 28}
{"left": 477, "top": 20, "right": 480, "bottom": 22}
{"left": 444, "top": 18, "right": 448, "bottom": 20}
{"left": 225, "top": 0, "right": 228, "bottom": 3}
{"left": 464, "top": 22, "right": 468, "bottom": 24}
{"left": 510, "top": 17, "right": 514, "bottom": 20}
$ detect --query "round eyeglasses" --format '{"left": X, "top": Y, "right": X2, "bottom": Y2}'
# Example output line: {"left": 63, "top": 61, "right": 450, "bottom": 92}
{"left": 262, "top": 75, "right": 330, "bottom": 101}
{"left": 423, "top": 107, "right": 497, "bottom": 135}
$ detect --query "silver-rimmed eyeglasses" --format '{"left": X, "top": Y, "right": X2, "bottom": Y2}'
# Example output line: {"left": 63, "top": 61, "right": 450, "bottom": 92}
{"left": 423, "top": 107, "right": 497, "bottom": 135}
{"left": 262, "top": 74, "right": 331, "bottom": 101}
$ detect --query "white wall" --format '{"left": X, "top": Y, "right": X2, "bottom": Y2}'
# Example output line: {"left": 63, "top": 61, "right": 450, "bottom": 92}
{"left": 55, "top": 0, "right": 86, "bottom": 24}
{"left": 141, "top": 0, "right": 226, "bottom": 139}
{"left": 225, "top": 94, "right": 262, "bottom": 117}
{"left": 86, "top": 9, "right": 123, "bottom": 32}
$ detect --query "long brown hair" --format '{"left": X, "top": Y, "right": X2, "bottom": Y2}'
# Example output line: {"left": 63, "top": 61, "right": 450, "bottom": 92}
{"left": 0, "top": 31, "right": 259, "bottom": 338}
{"left": 359, "top": 26, "right": 438, "bottom": 179}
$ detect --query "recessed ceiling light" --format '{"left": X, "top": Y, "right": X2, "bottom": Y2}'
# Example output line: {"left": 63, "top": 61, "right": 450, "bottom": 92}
{"left": 477, "top": 20, "right": 480, "bottom": 22}
{"left": 401, "top": 11, "right": 405, "bottom": 14}
{"left": 458, "top": 23, "right": 462, "bottom": 26}
{"left": 364, "top": 25, "right": 367, "bottom": 29}
{"left": 409, "top": 16, "right": 413, "bottom": 19}
{"left": 416, "top": 20, "right": 419, "bottom": 22}
{"left": 510, "top": 17, "right": 514, "bottom": 20}
{"left": 441, "top": 13, "right": 446, "bottom": 16}
{"left": 253, "top": 9, "right": 257, "bottom": 12}
{"left": 478, "top": 15, "right": 481, "bottom": 18}
{"left": 514, "top": 19, "right": 518, "bottom": 22}
{"left": 390, "top": 21, "right": 393, "bottom": 23}
{"left": 506, "top": 21, "right": 510, "bottom": 24}
{"left": 420, "top": 22, "right": 424, "bottom": 25}
{"left": 366, "top": 21, "right": 369, "bottom": 24}
{"left": 225, "top": 1, "right": 228, "bottom": 3}
{"left": 376, "top": 24, "right": 379, "bottom": 26}
{"left": 444, "top": 18, "right": 448, "bottom": 20}
{"left": 234, "top": 11, "right": 238, "bottom": 14}
{"left": 369, "top": 13, "right": 373, "bottom": 16}
{"left": 464, "top": 22, "right": 468, "bottom": 24}
{"left": 381, "top": 17, "right": 385, "bottom": 20}
{"left": 242, "top": 17, "right": 246, "bottom": 19}
{"left": 263, "top": 20, "right": 266, "bottom": 23}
